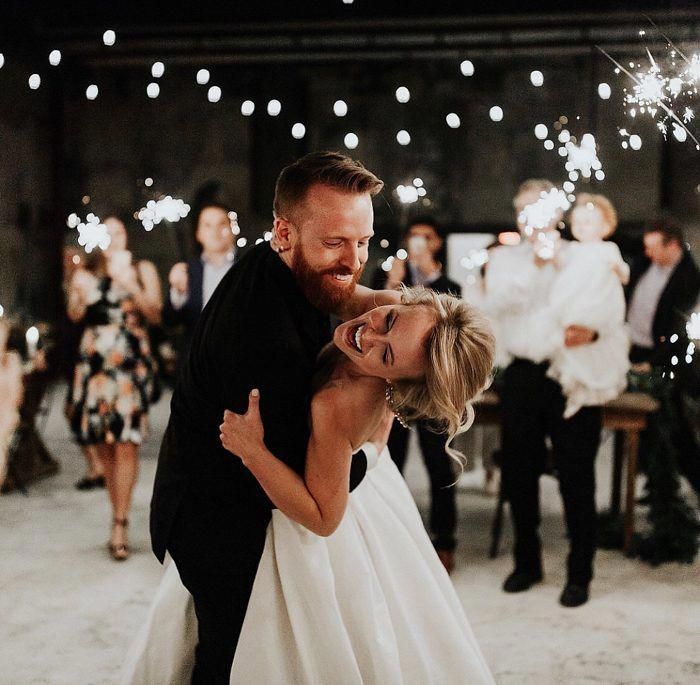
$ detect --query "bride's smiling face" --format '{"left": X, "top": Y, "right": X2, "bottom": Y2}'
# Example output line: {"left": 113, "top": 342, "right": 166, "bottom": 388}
{"left": 334, "top": 304, "right": 435, "bottom": 381}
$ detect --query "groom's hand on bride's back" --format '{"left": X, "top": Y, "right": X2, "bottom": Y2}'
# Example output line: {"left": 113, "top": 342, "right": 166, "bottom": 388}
{"left": 219, "top": 389, "right": 266, "bottom": 466}
{"left": 335, "top": 285, "right": 401, "bottom": 321}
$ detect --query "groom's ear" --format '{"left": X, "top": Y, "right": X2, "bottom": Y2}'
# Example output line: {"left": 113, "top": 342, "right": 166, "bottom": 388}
{"left": 273, "top": 217, "right": 293, "bottom": 252}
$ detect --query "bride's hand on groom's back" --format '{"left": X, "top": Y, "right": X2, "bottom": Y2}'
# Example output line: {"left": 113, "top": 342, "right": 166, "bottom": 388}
{"left": 220, "top": 389, "right": 266, "bottom": 465}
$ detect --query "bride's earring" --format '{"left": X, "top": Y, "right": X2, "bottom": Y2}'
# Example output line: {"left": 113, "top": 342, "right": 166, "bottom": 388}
{"left": 385, "top": 382, "right": 410, "bottom": 429}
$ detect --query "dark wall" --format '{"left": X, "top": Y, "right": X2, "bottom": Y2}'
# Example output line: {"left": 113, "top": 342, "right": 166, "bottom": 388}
{"left": 1, "top": 50, "right": 699, "bottom": 322}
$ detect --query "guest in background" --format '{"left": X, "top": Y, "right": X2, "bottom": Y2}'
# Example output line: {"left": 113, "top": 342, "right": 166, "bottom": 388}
{"left": 627, "top": 218, "right": 700, "bottom": 493}
{"left": 0, "top": 319, "right": 23, "bottom": 491}
{"left": 163, "top": 204, "right": 236, "bottom": 363}
{"left": 61, "top": 245, "right": 104, "bottom": 491}
{"left": 627, "top": 219, "right": 700, "bottom": 369}
{"left": 67, "top": 216, "right": 161, "bottom": 560}
{"left": 485, "top": 179, "right": 603, "bottom": 607}
{"left": 546, "top": 193, "right": 630, "bottom": 418}
{"left": 371, "top": 217, "right": 462, "bottom": 572}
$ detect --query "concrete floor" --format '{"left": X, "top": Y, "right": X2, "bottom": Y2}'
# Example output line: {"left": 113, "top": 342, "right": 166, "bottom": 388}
{"left": 1, "top": 386, "right": 699, "bottom": 685}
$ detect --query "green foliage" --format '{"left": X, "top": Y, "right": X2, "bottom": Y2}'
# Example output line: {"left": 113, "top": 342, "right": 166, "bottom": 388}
{"left": 598, "top": 370, "right": 700, "bottom": 565}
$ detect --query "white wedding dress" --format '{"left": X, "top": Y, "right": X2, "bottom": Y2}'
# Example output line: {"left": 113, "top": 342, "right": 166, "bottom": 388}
{"left": 121, "top": 445, "right": 495, "bottom": 684}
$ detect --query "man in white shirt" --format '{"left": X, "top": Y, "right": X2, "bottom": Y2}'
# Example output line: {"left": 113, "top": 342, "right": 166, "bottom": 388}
{"left": 164, "top": 204, "right": 237, "bottom": 362}
{"left": 486, "top": 179, "right": 601, "bottom": 608}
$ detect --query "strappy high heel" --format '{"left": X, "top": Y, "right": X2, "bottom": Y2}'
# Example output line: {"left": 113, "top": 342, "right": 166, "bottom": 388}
{"left": 108, "top": 517, "right": 130, "bottom": 561}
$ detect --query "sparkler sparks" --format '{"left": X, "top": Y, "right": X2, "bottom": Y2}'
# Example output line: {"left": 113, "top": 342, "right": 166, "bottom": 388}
{"left": 599, "top": 40, "right": 700, "bottom": 149}
{"left": 395, "top": 177, "right": 428, "bottom": 204}
{"left": 687, "top": 312, "right": 700, "bottom": 341}
{"left": 137, "top": 197, "right": 190, "bottom": 231}
{"left": 69, "top": 213, "right": 111, "bottom": 253}
{"left": 518, "top": 188, "right": 570, "bottom": 234}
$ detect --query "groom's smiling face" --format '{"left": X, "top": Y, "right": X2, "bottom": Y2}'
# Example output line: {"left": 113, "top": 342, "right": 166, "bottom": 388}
{"left": 279, "top": 184, "right": 374, "bottom": 313}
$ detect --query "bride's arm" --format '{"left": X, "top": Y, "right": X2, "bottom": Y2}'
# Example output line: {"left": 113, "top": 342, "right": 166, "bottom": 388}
{"left": 220, "top": 388, "right": 355, "bottom": 537}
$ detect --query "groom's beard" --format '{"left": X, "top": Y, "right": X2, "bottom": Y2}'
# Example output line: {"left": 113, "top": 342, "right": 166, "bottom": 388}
{"left": 291, "top": 249, "right": 363, "bottom": 314}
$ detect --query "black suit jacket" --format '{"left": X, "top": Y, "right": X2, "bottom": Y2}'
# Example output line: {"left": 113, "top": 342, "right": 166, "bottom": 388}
{"left": 151, "top": 243, "right": 366, "bottom": 563}
{"left": 626, "top": 251, "right": 700, "bottom": 365}
{"left": 371, "top": 264, "right": 462, "bottom": 298}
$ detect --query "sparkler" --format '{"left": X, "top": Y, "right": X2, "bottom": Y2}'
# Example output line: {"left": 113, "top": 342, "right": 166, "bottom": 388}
{"left": 687, "top": 312, "right": 700, "bottom": 341}
{"left": 518, "top": 188, "right": 570, "bottom": 235}
{"left": 68, "top": 213, "right": 111, "bottom": 253}
{"left": 599, "top": 37, "right": 699, "bottom": 149}
{"left": 395, "top": 177, "right": 427, "bottom": 204}
{"left": 137, "top": 196, "right": 190, "bottom": 231}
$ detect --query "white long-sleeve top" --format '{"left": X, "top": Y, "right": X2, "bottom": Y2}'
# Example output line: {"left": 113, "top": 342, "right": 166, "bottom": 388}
{"left": 546, "top": 241, "right": 630, "bottom": 417}
{"left": 484, "top": 242, "right": 563, "bottom": 368}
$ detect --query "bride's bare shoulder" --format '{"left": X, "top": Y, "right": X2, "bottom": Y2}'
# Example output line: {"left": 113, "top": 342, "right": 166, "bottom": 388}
{"left": 311, "top": 377, "right": 380, "bottom": 428}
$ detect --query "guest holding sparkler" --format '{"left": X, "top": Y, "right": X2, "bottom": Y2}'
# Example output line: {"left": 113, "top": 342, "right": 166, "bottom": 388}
{"left": 163, "top": 203, "right": 236, "bottom": 365}
{"left": 67, "top": 216, "right": 161, "bottom": 560}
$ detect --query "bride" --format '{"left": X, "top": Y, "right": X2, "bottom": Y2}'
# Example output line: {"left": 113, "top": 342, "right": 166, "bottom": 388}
{"left": 121, "top": 286, "right": 496, "bottom": 685}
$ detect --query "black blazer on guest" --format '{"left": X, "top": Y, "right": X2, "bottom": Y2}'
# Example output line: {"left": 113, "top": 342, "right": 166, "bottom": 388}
{"left": 371, "top": 264, "right": 462, "bottom": 298}
{"left": 151, "top": 243, "right": 367, "bottom": 565}
{"left": 626, "top": 250, "right": 700, "bottom": 365}
{"left": 162, "top": 257, "right": 205, "bottom": 357}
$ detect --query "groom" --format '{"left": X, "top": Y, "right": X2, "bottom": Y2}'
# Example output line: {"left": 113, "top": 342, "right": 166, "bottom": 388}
{"left": 151, "top": 152, "right": 390, "bottom": 683}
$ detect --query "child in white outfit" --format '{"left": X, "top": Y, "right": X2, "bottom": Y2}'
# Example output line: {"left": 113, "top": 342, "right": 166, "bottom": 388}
{"left": 547, "top": 194, "right": 630, "bottom": 418}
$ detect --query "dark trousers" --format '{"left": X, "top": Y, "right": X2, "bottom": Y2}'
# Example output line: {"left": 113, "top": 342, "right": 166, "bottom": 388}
{"left": 389, "top": 420, "right": 457, "bottom": 551}
{"left": 167, "top": 485, "right": 268, "bottom": 685}
{"left": 499, "top": 359, "right": 602, "bottom": 585}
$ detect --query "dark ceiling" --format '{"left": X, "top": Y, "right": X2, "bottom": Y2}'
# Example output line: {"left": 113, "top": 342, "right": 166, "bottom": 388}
{"left": 0, "top": 1, "right": 694, "bottom": 37}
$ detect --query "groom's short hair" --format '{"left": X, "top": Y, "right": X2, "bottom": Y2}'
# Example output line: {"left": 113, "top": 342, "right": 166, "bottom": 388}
{"left": 273, "top": 151, "right": 383, "bottom": 221}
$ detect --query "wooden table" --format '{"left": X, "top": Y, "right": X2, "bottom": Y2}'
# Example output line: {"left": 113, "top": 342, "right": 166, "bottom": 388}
{"left": 473, "top": 390, "right": 659, "bottom": 555}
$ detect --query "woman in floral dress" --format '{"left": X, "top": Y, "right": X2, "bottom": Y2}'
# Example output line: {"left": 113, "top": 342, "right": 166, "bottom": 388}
{"left": 67, "top": 216, "right": 162, "bottom": 560}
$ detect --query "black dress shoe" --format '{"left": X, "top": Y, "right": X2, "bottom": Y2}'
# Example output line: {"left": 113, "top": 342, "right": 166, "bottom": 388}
{"left": 75, "top": 476, "right": 105, "bottom": 491}
{"left": 502, "top": 569, "right": 543, "bottom": 593}
{"left": 559, "top": 583, "right": 589, "bottom": 607}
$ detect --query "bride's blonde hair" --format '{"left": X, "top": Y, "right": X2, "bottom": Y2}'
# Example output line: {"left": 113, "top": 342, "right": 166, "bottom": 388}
{"left": 389, "top": 286, "right": 495, "bottom": 466}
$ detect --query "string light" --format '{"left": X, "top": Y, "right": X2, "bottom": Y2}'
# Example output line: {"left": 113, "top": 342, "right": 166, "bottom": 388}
{"left": 28, "top": 74, "right": 41, "bottom": 90}
{"left": 196, "top": 69, "right": 210, "bottom": 85}
{"left": 396, "top": 130, "right": 411, "bottom": 145}
{"left": 147, "top": 83, "right": 160, "bottom": 98}
{"left": 598, "top": 83, "right": 612, "bottom": 99}
{"left": 446, "top": 113, "right": 461, "bottom": 128}
{"left": 534, "top": 123, "right": 548, "bottom": 140}
{"left": 530, "top": 70, "right": 544, "bottom": 87}
{"left": 49, "top": 50, "right": 61, "bottom": 66}
{"left": 489, "top": 106, "right": 503, "bottom": 122}
{"left": 460, "top": 60, "right": 475, "bottom": 77}
{"left": 291, "top": 122, "right": 306, "bottom": 139}
{"left": 395, "top": 86, "right": 410, "bottom": 103}
{"left": 208, "top": 86, "right": 222, "bottom": 103}
{"left": 333, "top": 100, "right": 348, "bottom": 117}
{"left": 85, "top": 85, "right": 99, "bottom": 100}
{"left": 241, "top": 100, "right": 255, "bottom": 116}
{"left": 103, "top": 30, "right": 116, "bottom": 46}
{"left": 267, "top": 99, "right": 281, "bottom": 116}
{"left": 344, "top": 132, "right": 359, "bottom": 149}
{"left": 151, "top": 62, "right": 165, "bottom": 78}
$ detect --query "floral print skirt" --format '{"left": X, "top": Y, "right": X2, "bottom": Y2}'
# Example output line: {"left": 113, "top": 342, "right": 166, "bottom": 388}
{"left": 72, "top": 323, "right": 155, "bottom": 445}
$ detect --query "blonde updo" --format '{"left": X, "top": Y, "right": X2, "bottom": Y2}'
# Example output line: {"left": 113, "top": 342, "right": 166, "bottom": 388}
{"left": 390, "top": 286, "right": 495, "bottom": 465}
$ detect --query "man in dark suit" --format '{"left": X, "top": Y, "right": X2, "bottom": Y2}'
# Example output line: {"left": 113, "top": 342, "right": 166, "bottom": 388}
{"left": 371, "top": 217, "right": 462, "bottom": 572}
{"left": 163, "top": 203, "right": 237, "bottom": 361}
{"left": 151, "top": 152, "right": 396, "bottom": 684}
{"left": 627, "top": 218, "right": 700, "bottom": 493}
